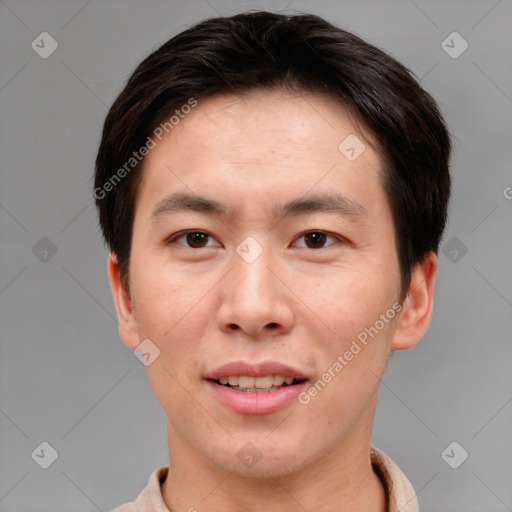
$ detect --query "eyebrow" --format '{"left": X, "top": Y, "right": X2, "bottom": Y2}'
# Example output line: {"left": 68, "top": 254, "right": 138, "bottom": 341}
{"left": 151, "top": 192, "right": 368, "bottom": 222}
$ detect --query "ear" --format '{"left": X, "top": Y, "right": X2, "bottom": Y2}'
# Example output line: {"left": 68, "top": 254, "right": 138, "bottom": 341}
{"left": 107, "top": 253, "right": 140, "bottom": 350}
{"left": 392, "top": 251, "right": 438, "bottom": 351}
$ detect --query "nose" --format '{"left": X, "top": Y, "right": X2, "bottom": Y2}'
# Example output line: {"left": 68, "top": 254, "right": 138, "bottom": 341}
{"left": 216, "top": 245, "right": 295, "bottom": 338}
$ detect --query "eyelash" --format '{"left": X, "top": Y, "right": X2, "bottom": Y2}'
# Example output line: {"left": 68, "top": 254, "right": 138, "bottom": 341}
{"left": 165, "top": 230, "right": 344, "bottom": 250}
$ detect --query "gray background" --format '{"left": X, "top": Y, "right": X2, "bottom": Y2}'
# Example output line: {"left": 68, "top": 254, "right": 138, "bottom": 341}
{"left": 1, "top": 0, "right": 511, "bottom": 510}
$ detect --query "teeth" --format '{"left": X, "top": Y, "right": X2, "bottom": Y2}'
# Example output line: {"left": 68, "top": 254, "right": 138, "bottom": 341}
{"left": 273, "top": 375, "right": 285, "bottom": 386}
{"left": 238, "top": 376, "right": 255, "bottom": 388}
{"left": 217, "top": 375, "right": 299, "bottom": 390}
{"left": 255, "top": 376, "right": 273, "bottom": 388}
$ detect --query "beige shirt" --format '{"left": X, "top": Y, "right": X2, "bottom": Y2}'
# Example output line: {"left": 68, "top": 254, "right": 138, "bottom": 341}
{"left": 111, "top": 446, "right": 419, "bottom": 512}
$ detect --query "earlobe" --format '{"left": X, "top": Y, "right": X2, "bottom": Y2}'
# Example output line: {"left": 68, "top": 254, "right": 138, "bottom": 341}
{"left": 392, "top": 252, "right": 438, "bottom": 351}
{"left": 107, "top": 253, "right": 140, "bottom": 350}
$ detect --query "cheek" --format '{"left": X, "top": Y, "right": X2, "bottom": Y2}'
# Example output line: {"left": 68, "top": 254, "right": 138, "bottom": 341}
{"left": 292, "top": 268, "right": 392, "bottom": 339}
{"left": 145, "top": 362, "right": 204, "bottom": 436}
{"left": 129, "top": 270, "right": 218, "bottom": 410}
{"left": 294, "top": 268, "right": 397, "bottom": 408}
{"left": 138, "top": 275, "right": 208, "bottom": 415}
{"left": 130, "top": 253, "right": 210, "bottom": 338}
{"left": 298, "top": 319, "right": 395, "bottom": 436}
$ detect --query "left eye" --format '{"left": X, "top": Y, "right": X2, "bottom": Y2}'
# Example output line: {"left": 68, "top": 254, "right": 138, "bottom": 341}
{"left": 293, "top": 231, "right": 338, "bottom": 249}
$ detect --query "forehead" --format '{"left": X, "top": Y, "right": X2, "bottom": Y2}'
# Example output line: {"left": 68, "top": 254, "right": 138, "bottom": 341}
{"left": 170, "top": 90, "right": 380, "bottom": 162}
{"left": 136, "top": 89, "right": 387, "bottom": 221}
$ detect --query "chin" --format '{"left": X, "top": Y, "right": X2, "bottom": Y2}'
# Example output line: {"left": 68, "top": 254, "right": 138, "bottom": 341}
{"left": 229, "top": 453, "right": 309, "bottom": 480}
{"left": 209, "top": 434, "right": 320, "bottom": 480}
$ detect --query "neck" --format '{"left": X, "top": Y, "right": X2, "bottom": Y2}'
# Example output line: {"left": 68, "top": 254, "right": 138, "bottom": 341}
{"left": 162, "top": 419, "right": 387, "bottom": 512}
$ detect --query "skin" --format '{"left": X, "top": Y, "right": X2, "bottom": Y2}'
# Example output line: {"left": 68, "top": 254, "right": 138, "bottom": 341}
{"left": 108, "top": 89, "right": 438, "bottom": 512}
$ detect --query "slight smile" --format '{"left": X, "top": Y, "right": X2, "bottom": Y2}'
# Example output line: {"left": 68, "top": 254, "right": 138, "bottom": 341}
{"left": 205, "top": 360, "right": 309, "bottom": 414}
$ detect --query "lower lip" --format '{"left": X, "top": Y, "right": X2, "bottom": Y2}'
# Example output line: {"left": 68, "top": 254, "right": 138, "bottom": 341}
{"left": 206, "top": 380, "right": 308, "bottom": 414}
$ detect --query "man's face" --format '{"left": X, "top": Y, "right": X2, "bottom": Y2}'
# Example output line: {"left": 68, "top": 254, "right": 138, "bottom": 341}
{"left": 123, "top": 90, "right": 403, "bottom": 477}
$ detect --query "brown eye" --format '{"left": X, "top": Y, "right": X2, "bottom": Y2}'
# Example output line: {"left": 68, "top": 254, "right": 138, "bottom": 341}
{"left": 168, "top": 231, "right": 220, "bottom": 249}
{"left": 303, "top": 232, "right": 328, "bottom": 248}
{"left": 185, "top": 232, "right": 209, "bottom": 248}
{"left": 291, "top": 230, "right": 346, "bottom": 250}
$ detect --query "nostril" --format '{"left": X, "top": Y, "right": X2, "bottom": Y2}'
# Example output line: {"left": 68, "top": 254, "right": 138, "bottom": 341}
{"left": 267, "top": 322, "right": 278, "bottom": 329}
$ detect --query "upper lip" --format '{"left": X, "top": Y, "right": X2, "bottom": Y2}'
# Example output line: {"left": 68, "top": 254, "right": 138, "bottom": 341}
{"left": 206, "top": 361, "right": 309, "bottom": 381}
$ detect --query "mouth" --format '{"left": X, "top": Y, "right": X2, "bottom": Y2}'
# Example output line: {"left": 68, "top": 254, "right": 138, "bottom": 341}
{"left": 212, "top": 374, "right": 307, "bottom": 393}
{"left": 205, "top": 361, "right": 309, "bottom": 414}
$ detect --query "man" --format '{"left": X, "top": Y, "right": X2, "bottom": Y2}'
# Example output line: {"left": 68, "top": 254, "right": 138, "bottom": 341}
{"left": 95, "top": 11, "right": 451, "bottom": 512}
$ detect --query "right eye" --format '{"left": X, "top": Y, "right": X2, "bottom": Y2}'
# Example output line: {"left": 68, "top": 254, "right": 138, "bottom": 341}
{"left": 166, "top": 230, "right": 221, "bottom": 249}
